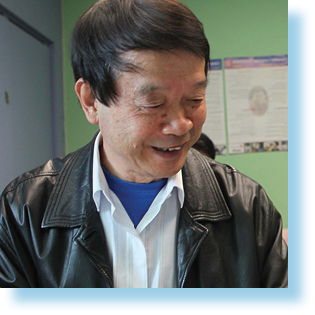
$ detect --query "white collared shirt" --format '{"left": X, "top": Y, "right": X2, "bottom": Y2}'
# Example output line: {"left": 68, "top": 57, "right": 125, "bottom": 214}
{"left": 92, "top": 132, "right": 184, "bottom": 288}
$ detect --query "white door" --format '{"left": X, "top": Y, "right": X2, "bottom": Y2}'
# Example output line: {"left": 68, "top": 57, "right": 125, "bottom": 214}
{"left": 0, "top": 15, "right": 53, "bottom": 192}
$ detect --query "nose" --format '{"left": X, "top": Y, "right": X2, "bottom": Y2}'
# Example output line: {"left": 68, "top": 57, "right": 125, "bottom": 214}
{"left": 162, "top": 108, "right": 193, "bottom": 136}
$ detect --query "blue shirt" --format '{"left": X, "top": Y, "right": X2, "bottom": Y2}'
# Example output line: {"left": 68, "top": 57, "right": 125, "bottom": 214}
{"left": 102, "top": 166, "right": 167, "bottom": 227}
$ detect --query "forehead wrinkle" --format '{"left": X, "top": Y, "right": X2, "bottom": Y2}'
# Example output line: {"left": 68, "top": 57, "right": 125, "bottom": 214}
{"left": 136, "top": 84, "right": 169, "bottom": 97}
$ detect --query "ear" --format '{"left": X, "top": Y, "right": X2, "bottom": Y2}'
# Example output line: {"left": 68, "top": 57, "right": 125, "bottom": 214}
{"left": 75, "top": 78, "right": 99, "bottom": 124}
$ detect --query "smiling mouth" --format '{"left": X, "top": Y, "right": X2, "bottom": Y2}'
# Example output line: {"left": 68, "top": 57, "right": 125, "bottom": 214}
{"left": 155, "top": 146, "right": 182, "bottom": 152}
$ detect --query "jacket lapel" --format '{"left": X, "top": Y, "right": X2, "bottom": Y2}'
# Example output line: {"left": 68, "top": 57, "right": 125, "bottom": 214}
{"left": 176, "top": 207, "right": 208, "bottom": 287}
{"left": 177, "top": 150, "right": 232, "bottom": 287}
{"left": 41, "top": 133, "right": 113, "bottom": 286}
{"left": 73, "top": 208, "right": 114, "bottom": 287}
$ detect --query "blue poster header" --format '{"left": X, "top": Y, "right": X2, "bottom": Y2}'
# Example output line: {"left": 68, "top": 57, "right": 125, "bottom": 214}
{"left": 210, "top": 59, "right": 222, "bottom": 70}
{"left": 224, "top": 55, "right": 288, "bottom": 69}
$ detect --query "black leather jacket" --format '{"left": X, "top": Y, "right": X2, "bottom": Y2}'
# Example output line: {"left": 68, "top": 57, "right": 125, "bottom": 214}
{"left": 0, "top": 136, "right": 288, "bottom": 288}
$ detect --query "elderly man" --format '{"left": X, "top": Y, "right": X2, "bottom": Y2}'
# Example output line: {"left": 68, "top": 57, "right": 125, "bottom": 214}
{"left": 0, "top": 0, "right": 287, "bottom": 288}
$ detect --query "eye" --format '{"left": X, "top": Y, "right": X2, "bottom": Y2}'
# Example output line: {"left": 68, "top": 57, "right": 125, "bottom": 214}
{"left": 140, "top": 104, "right": 163, "bottom": 113}
{"left": 188, "top": 99, "right": 204, "bottom": 106}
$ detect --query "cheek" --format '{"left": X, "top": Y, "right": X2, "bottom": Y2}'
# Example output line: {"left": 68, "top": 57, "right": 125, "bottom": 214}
{"left": 116, "top": 114, "right": 158, "bottom": 149}
{"left": 194, "top": 105, "right": 207, "bottom": 128}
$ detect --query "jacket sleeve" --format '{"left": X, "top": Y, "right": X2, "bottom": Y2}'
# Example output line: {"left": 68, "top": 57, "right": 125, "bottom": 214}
{"left": 254, "top": 185, "right": 288, "bottom": 288}
{"left": 213, "top": 159, "right": 288, "bottom": 288}
{"left": 0, "top": 193, "right": 31, "bottom": 288}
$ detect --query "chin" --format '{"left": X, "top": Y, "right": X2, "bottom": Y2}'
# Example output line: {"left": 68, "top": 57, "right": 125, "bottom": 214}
{"left": 156, "top": 165, "right": 183, "bottom": 179}
{"left": 148, "top": 153, "right": 188, "bottom": 180}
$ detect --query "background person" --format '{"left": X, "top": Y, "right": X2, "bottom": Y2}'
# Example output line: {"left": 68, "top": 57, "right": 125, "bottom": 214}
{"left": 192, "top": 132, "right": 216, "bottom": 159}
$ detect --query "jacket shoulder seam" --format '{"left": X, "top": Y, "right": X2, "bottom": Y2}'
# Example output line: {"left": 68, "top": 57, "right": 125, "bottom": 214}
{"left": 210, "top": 159, "right": 263, "bottom": 187}
{"left": 210, "top": 160, "right": 238, "bottom": 173}
{"left": 1, "top": 172, "right": 59, "bottom": 196}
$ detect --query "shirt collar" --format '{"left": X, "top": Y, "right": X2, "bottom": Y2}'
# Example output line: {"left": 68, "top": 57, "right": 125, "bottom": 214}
{"left": 92, "top": 132, "right": 185, "bottom": 210}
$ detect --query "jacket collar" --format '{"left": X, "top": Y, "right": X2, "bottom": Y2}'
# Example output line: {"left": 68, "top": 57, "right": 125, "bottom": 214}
{"left": 42, "top": 135, "right": 97, "bottom": 228}
{"left": 42, "top": 135, "right": 231, "bottom": 228}
{"left": 181, "top": 149, "right": 232, "bottom": 222}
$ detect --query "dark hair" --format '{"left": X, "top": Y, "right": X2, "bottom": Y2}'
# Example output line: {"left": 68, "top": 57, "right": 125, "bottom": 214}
{"left": 71, "top": 0, "right": 210, "bottom": 106}
{"left": 192, "top": 133, "right": 216, "bottom": 159}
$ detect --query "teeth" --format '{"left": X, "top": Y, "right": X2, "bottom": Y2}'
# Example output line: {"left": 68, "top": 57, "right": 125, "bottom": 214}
{"left": 156, "top": 147, "right": 181, "bottom": 152}
{"left": 168, "top": 147, "right": 181, "bottom": 151}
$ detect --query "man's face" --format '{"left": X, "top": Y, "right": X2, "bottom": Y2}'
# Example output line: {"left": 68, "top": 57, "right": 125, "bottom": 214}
{"left": 96, "top": 50, "right": 207, "bottom": 183}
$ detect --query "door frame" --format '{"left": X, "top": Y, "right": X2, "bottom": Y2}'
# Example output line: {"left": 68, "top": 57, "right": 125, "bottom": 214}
{"left": 0, "top": 3, "right": 59, "bottom": 157}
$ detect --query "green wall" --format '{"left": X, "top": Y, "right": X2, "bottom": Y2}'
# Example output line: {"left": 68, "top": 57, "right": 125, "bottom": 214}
{"left": 62, "top": 0, "right": 288, "bottom": 227}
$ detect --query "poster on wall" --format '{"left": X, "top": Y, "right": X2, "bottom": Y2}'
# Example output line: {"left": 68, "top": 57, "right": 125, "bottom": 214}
{"left": 203, "top": 59, "right": 226, "bottom": 155}
{"left": 224, "top": 55, "right": 288, "bottom": 154}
